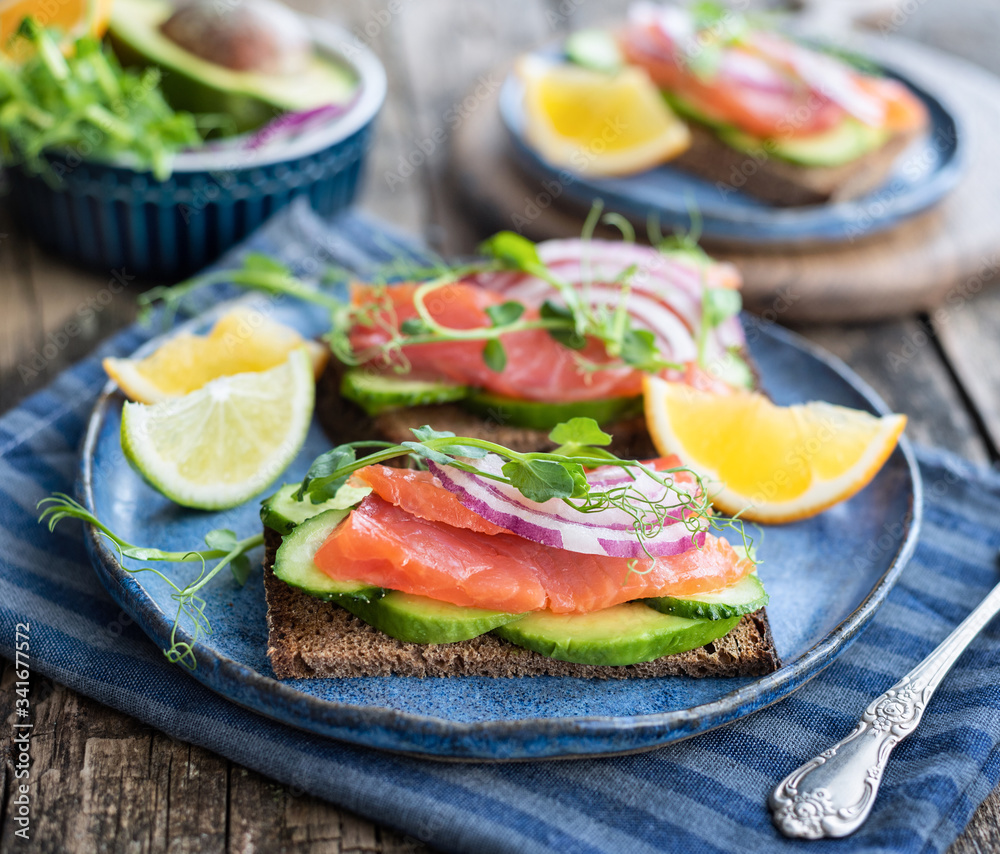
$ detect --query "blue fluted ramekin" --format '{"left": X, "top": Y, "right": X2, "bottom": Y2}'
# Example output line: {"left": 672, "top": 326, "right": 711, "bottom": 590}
{"left": 6, "top": 21, "right": 386, "bottom": 281}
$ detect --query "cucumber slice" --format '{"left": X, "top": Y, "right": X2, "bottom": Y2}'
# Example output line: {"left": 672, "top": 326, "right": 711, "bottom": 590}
{"left": 272, "top": 509, "right": 383, "bottom": 603}
{"left": 717, "top": 119, "right": 888, "bottom": 168}
{"left": 664, "top": 91, "right": 887, "bottom": 167}
{"left": 340, "top": 369, "right": 470, "bottom": 416}
{"left": 712, "top": 348, "right": 755, "bottom": 392}
{"left": 644, "top": 573, "right": 768, "bottom": 621}
{"left": 339, "top": 591, "right": 524, "bottom": 644}
{"left": 565, "top": 29, "right": 624, "bottom": 73}
{"left": 461, "top": 392, "right": 642, "bottom": 431}
{"left": 261, "top": 482, "right": 372, "bottom": 535}
{"left": 662, "top": 91, "right": 731, "bottom": 130}
{"left": 495, "top": 603, "right": 739, "bottom": 666}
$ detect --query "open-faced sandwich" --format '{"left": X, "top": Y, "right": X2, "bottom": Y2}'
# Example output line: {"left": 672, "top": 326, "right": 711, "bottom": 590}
{"left": 526, "top": 2, "right": 929, "bottom": 205}
{"left": 319, "top": 229, "right": 754, "bottom": 460}
{"left": 259, "top": 420, "right": 779, "bottom": 679}
{"left": 615, "top": 2, "right": 929, "bottom": 205}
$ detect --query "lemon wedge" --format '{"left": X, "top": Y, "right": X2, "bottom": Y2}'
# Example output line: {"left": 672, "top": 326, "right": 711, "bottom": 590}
{"left": 643, "top": 376, "right": 907, "bottom": 523}
{"left": 104, "top": 307, "right": 328, "bottom": 404}
{"left": 519, "top": 56, "right": 691, "bottom": 177}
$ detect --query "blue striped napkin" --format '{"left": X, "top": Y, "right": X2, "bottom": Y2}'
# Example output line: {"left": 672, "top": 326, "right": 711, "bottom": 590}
{"left": 2, "top": 202, "right": 999, "bottom": 854}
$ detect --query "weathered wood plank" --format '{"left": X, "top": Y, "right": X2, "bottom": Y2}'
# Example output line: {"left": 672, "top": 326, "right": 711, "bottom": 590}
{"left": 228, "top": 762, "right": 424, "bottom": 854}
{"left": 21, "top": 243, "right": 137, "bottom": 390}
{"left": 339, "top": 0, "right": 426, "bottom": 235}
{"left": 0, "top": 207, "right": 45, "bottom": 412}
{"left": 949, "top": 790, "right": 1000, "bottom": 854}
{"left": 0, "top": 661, "right": 432, "bottom": 854}
{"left": 227, "top": 765, "right": 344, "bottom": 853}
{"left": 928, "top": 280, "right": 1000, "bottom": 459}
{"left": 394, "top": 0, "right": 551, "bottom": 254}
{"left": 1, "top": 663, "right": 229, "bottom": 853}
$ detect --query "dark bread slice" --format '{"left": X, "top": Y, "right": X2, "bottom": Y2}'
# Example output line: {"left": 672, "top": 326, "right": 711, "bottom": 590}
{"left": 671, "top": 122, "right": 924, "bottom": 207}
{"left": 263, "top": 527, "right": 781, "bottom": 680}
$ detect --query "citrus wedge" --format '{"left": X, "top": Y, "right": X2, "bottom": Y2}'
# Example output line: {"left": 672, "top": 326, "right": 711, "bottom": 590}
{"left": 121, "top": 348, "right": 315, "bottom": 510}
{"left": 1, "top": 0, "right": 114, "bottom": 60}
{"left": 104, "top": 308, "right": 328, "bottom": 404}
{"left": 518, "top": 56, "right": 691, "bottom": 177}
{"left": 643, "top": 376, "right": 907, "bottom": 523}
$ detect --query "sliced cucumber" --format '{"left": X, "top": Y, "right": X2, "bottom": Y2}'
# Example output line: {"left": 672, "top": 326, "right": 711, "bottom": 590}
{"left": 339, "top": 591, "right": 524, "bottom": 644}
{"left": 712, "top": 347, "right": 755, "bottom": 392}
{"left": 644, "top": 573, "right": 768, "bottom": 621}
{"left": 461, "top": 391, "right": 642, "bottom": 431}
{"left": 662, "top": 91, "right": 731, "bottom": 130}
{"left": 340, "top": 369, "right": 470, "bottom": 416}
{"left": 565, "top": 29, "right": 624, "bottom": 73}
{"left": 717, "top": 119, "right": 888, "bottom": 168}
{"left": 495, "top": 603, "right": 739, "bottom": 666}
{"left": 272, "top": 509, "right": 383, "bottom": 603}
{"left": 261, "top": 482, "right": 372, "bottom": 535}
{"left": 664, "top": 91, "right": 888, "bottom": 167}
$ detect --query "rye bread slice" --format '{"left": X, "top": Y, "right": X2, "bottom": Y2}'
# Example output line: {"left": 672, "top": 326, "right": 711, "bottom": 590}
{"left": 672, "top": 122, "right": 923, "bottom": 207}
{"left": 263, "top": 527, "right": 781, "bottom": 680}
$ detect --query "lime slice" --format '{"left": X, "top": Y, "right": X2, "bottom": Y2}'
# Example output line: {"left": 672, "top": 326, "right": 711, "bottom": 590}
{"left": 121, "top": 348, "right": 315, "bottom": 510}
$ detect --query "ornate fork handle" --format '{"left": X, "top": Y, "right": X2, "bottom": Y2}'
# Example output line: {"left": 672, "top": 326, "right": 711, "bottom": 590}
{"left": 769, "top": 579, "right": 1000, "bottom": 839}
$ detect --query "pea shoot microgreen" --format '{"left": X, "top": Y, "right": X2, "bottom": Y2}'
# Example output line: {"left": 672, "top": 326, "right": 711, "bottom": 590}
{"left": 138, "top": 207, "right": 750, "bottom": 385}
{"left": 0, "top": 18, "right": 218, "bottom": 182}
{"left": 37, "top": 420, "right": 755, "bottom": 671}
{"left": 294, "top": 417, "right": 754, "bottom": 565}
{"left": 37, "top": 494, "right": 263, "bottom": 670}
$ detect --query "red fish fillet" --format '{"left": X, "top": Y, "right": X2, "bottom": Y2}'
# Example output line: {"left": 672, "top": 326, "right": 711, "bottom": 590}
{"left": 348, "top": 282, "right": 644, "bottom": 402}
{"left": 314, "top": 481, "right": 751, "bottom": 614}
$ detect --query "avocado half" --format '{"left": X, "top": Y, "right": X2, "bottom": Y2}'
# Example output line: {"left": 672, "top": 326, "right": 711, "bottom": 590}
{"left": 108, "top": 0, "right": 359, "bottom": 135}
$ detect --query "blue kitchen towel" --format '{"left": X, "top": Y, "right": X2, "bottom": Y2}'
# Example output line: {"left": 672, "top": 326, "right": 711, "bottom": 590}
{"left": 2, "top": 201, "right": 999, "bottom": 854}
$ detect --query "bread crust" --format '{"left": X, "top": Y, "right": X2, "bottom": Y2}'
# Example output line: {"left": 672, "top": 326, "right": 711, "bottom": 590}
{"left": 672, "top": 122, "right": 924, "bottom": 207}
{"left": 263, "top": 527, "right": 781, "bottom": 680}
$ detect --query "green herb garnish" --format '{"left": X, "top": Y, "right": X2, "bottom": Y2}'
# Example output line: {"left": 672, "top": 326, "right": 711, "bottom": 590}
{"left": 38, "top": 494, "right": 263, "bottom": 669}
{"left": 0, "top": 18, "right": 214, "bottom": 181}
{"left": 38, "top": 419, "right": 754, "bottom": 671}
{"left": 294, "top": 417, "right": 752, "bottom": 562}
{"left": 139, "top": 207, "right": 746, "bottom": 383}
{"left": 141, "top": 227, "right": 684, "bottom": 378}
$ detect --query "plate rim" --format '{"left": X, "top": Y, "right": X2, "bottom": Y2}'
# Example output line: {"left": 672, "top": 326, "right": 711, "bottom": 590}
{"left": 79, "top": 304, "right": 923, "bottom": 761}
{"left": 498, "top": 48, "right": 965, "bottom": 246}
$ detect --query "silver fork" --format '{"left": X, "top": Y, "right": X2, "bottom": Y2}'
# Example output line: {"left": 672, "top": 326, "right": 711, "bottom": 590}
{"left": 769, "top": 576, "right": 1000, "bottom": 839}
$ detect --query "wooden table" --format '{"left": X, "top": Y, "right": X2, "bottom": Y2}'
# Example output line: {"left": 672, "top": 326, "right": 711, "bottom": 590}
{"left": 2, "top": 1, "right": 999, "bottom": 850}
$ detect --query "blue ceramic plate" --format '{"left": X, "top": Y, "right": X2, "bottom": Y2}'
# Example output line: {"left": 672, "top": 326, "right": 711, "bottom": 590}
{"left": 499, "top": 56, "right": 962, "bottom": 247}
{"left": 80, "top": 297, "right": 921, "bottom": 760}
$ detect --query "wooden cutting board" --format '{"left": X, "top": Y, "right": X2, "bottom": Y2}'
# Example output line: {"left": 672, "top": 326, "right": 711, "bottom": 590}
{"left": 451, "top": 34, "right": 1000, "bottom": 323}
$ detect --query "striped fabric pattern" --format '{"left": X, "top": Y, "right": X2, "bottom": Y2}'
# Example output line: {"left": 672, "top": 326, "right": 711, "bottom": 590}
{"left": 2, "top": 203, "right": 1000, "bottom": 853}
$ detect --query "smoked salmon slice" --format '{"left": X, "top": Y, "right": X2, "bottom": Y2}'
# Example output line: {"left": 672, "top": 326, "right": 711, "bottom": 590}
{"left": 348, "top": 282, "right": 644, "bottom": 403}
{"left": 353, "top": 466, "right": 510, "bottom": 536}
{"left": 315, "top": 468, "right": 752, "bottom": 614}
{"left": 618, "top": 12, "right": 927, "bottom": 139}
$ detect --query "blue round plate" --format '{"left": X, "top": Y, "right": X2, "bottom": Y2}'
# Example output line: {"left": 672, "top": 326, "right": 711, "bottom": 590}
{"left": 80, "top": 298, "right": 921, "bottom": 760}
{"left": 499, "top": 56, "right": 963, "bottom": 247}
